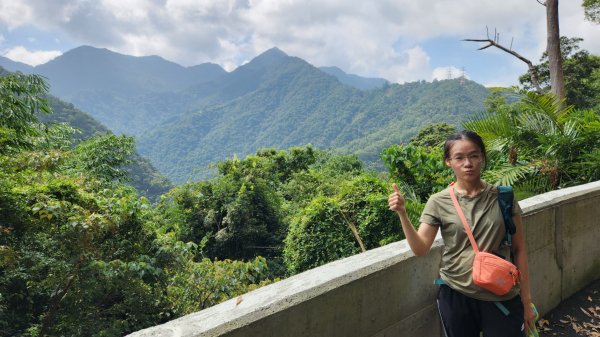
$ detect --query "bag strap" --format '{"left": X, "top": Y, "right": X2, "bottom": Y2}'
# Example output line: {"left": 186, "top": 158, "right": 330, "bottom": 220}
{"left": 448, "top": 182, "right": 480, "bottom": 254}
{"left": 497, "top": 185, "right": 516, "bottom": 246}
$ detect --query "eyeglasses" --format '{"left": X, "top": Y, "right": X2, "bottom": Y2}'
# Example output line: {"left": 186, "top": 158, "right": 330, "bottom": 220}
{"left": 449, "top": 153, "right": 483, "bottom": 164}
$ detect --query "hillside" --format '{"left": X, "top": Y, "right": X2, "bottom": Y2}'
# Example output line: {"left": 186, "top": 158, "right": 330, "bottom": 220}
{"left": 39, "top": 95, "right": 172, "bottom": 199}
{"left": 2, "top": 46, "right": 490, "bottom": 184}
{"left": 0, "top": 56, "right": 33, "bottom": 73}
{"left": 136, "top": 58, "right": 489, "bottom": 182}
{"left": 5, "top": 46, "right": 227, "bottom": 135}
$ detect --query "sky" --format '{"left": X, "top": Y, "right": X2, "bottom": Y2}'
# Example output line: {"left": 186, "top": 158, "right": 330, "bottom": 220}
{"left": 0, "top": 0, "right": 598, "bottom": 87}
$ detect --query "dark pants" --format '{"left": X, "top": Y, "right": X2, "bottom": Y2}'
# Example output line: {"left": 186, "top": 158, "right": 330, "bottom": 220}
{"left": 437, "top": 284, "right": 525, "bottom": 337}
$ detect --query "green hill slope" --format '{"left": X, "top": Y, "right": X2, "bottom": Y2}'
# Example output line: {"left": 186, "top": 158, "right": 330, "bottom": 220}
{"left": 40, "top": 96, "right": 172, "bottom": 199}
{"left": 137, "top": 55, "right": 489, "bottom": 183}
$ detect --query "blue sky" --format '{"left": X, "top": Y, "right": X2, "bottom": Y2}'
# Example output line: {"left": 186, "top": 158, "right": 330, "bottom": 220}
{"left": 1, "top": 0, "right": 598, "bottom": 87}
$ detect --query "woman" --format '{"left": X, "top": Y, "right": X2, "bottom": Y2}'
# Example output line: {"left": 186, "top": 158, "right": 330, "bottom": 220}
{"left": 388, "top": 130, "right": 535, "bottom": 337}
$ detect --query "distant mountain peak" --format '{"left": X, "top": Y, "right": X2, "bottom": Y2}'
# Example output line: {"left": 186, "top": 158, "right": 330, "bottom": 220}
{"left": 248, "top": 47, "right": 289, "bottom": 66}
{"left": 263, "top": 47, "right": 287, "bottom": 56}
{"left": 71, "top": 45, "right": 106, "bottom": 51}
{"left": 64, "top": 45, "right": 113, "bottom": 56}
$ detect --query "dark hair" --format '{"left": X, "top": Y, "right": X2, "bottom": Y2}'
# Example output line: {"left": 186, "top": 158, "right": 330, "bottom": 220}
{"left": 443, "top": 130, "right": 487, "bottom": 164}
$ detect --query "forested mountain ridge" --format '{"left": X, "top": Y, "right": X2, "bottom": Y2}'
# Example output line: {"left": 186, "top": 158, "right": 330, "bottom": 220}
{"left": 1, "top": 46, "right": 490, "bottom": 184}
{"left": 137, "top": 62, "right": 489, "bottom": 183}
{"left": 2, "top": 46, "right": 227, "bottom": 135}
{"left": 36, "top": 45, "right": 227, "bottom": 98}
{"left": 38, "top": 94, "right": 172, "bottom": 199}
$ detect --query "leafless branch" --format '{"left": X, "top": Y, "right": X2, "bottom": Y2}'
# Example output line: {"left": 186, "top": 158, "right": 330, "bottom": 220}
{"left": 463, "top": 34, "right": 543, "bottom": 93}
{"left": 536, "top": 0, "right": 546, "bottom": 6}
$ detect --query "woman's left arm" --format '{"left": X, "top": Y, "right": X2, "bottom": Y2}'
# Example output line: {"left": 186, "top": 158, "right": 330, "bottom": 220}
{"left": 511, "top": 214, "right": 535, "bottom": 333}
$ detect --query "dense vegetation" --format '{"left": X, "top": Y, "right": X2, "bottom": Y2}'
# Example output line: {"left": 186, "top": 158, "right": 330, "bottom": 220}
{"left": 1, "top": 71, "right": 419, "bottom": 336}
{"left": 0, "top": 72, "right": 273, "bottom": 336}
{"left": 2, "top": 39, "right": 599, "bottom": 336}
{"left": 39, "top": 95, "right": 172, "bottom": 200}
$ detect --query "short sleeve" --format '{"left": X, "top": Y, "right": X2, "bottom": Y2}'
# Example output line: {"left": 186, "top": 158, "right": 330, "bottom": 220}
{"left": 419, "top": 195, "right": 442, "bottom": 227}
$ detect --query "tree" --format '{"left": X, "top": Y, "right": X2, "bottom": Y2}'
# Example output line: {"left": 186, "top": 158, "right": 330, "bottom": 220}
{"left": 283, "top": 174, "right": 407, "bottom": 275}
{"left": 0, "top": 72, "right": 51, "bottom": 152}
{"left": 546, "top": 0, "right": 566, "bottom": 102}
{"left": 1, "top": 71, "right": 282, "bottom": 336}
{"left": 463, "top": 28, "right": 543, "bottom": 93}
{"left": 381, "top": 143, "right": 454, "bottom": 202}
{"left": 0, "top": 72, "right": 168, "bottom": 337}
{"left": 283, "top": 196, "right": 358, "bottom": 275}
{"left": 464, "top": 0, "right": 566, "bottom": 101}
{"left": 464, "top": 92, "right": 600, "bottom": 193}
{"left": 583, "top": 0, "right": 600, "bottom": 23}
{"left": 520, "top": 37, "right": 600, "bottom": 109}
{"left": 408, "top": 122, "right": 456, "bottom": 148}
{"left": 164, "top": 251, "right": 274, "bottom": 315}
{"left": 64, "top": 133, "right": 135, "bottom": 184}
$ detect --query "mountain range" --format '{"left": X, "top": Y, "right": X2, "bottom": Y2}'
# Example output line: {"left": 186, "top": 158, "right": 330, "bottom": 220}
{"left": 1, "top": 46, "right": 490, "bottom": 184}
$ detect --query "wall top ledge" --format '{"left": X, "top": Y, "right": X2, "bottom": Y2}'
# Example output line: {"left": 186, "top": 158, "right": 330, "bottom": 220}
{"left": 128, "top": 237, "right": 444, "bottom": 337}
{"left": 520, "top": 180, "right": 600, "bottom": 214}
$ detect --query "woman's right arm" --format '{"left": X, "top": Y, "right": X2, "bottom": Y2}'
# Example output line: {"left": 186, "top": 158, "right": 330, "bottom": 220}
{"left": 388, "top": 183, "right": 439, "bottom": 256}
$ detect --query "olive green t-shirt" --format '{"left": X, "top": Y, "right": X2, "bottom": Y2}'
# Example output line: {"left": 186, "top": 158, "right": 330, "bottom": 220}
{"left": 420, "top": 181, "right": 522, "bottom": 301}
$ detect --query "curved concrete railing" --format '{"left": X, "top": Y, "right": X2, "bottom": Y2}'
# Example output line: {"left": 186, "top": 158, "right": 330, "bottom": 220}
{"left": 129, "top": 180, "right": 600, "bottom": 337}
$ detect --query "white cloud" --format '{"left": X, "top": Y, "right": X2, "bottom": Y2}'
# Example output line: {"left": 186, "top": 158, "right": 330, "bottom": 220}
{"left": 383, "top": 46, "right": 432, "bottom": 83}
{"left": 0, "top": 0, "right": 597, "bottom": 85}
{"left": 0, "top": 1, "right": 33, "bottom": 28}
{"left": 3, "top": 46, "right": 61, "bottom": 66}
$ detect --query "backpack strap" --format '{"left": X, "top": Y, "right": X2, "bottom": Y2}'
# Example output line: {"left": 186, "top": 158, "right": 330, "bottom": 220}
{"left": 497, "top": 186, "right": 516, "bottom": 246}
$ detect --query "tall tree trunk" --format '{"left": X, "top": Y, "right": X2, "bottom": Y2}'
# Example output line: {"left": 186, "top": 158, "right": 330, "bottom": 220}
{"left": 546, "top": 0, "right": 566, "bottom": 102}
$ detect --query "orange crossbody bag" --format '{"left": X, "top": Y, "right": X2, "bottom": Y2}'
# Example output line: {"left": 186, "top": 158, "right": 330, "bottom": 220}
{"left": 449, "top": 183, "right": 519, "bottom": 295}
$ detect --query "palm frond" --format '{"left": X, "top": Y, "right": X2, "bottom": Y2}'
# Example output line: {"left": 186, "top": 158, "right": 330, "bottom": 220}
{"left": 521, "top": 92, "right": 573, "bottom": 121}
{"left": 519, "top": 111, "right": 559, "bottom": 135}
{"left": 516, "top": 174, "right": 552, "bottom": 195}
{"left": 482, "top": 162, "right": 535, "bottom": 186}
{"left": 562, "top": 119, "right": 581, "bottom": 139}
{"left": 485, "top": 138, "right": 510, "bottom": 153}
{"left": 463, "top": 111, "right": 514, "bottom": 140}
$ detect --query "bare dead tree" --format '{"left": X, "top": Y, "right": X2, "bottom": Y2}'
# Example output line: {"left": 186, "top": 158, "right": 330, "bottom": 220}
{"left": 463, "top": 27, "right": 543, "bottom": 93}
{"left": 465, "top": 0, "right": 567, "bottom": 104}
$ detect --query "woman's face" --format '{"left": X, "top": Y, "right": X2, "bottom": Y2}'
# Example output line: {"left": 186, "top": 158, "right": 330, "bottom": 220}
{"left": 445, "top": 139, "right": 484, "bottom": 182}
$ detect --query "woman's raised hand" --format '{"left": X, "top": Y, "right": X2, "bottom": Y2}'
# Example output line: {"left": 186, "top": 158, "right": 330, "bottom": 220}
{"left": 388, "top": 183, "right": 406, "bottom": 213}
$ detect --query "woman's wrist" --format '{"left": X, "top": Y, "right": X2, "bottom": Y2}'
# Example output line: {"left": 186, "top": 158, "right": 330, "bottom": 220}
{"left": 395, "top": 206, "right": 408, "bottom": 217}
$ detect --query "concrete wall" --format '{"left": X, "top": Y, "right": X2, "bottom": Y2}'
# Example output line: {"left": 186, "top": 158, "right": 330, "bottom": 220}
{"left": 129, "top": 181, "right": 600, "bottom": 337}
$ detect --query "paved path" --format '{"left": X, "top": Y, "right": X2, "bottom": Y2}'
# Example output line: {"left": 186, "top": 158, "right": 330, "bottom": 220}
{"left": 538, "top": 278, "right": 600, "bottom": 337}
